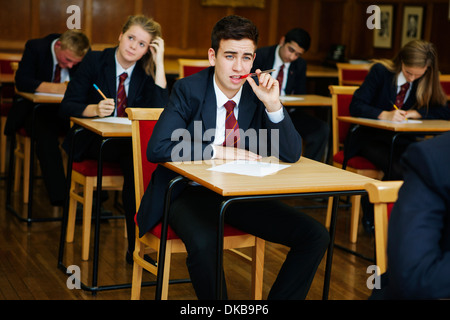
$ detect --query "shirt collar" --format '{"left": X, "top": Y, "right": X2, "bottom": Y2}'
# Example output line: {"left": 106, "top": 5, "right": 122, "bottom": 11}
{"left": 51, "top": 39, "right": 59, "bottom": 69}
{"left": 213, "top": 73, "right": 242, "bottom": 108}
{"left": 115, "top": 49, "right": 136, "bottom": 79}
{"left": 275, "top": 45, "right": 291, "bottom": 70}
{"left": 397, "top": 71, "right": 409, "bottom": 87}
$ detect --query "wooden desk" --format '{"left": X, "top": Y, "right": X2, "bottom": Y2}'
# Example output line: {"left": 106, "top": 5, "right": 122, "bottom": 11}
{"left": 280, "top": 94, "right": 332, "bottom": 107}
{"left": 338, "top": 116, "right": 450, "bottom": 178}
{"left": 58, "top": 117, "right": 132, "bottom": 292}
{"left": 157, "top": 157, "right": 375, "bottom": 300}
{"left": 16, "top": 91, "right": 63, "bottom": 104}
{"left": 307, "top": 65, "right": 338, "bottom": 78}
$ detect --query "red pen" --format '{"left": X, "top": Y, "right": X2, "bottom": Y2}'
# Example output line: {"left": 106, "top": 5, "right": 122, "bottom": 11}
{"left": 239, "top": 68, "right": 276, "bottom": 79}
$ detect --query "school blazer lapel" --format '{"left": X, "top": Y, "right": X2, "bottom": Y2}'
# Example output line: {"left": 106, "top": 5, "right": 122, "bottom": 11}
{"left": 237, "top": 83, "right": 257, "bottom": 132}
{"left": 104, "top": 50, "right": 117, "bottom": 100}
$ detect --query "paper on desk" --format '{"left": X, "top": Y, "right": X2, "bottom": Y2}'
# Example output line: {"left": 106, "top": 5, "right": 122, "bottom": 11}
{"left": 34, "top": 92, "right": 64, "bottom": 97}
{"left": 280, "top": 96, "right": 304, "bottom": 102}
{"left": 379, "top": 119, "right": 422, "bottom": 124}
{"left": 208, "top": 160, "right": 290, "bottom": 177}
{"left": 92, "top": 117, "right": 131, "bottom": 125}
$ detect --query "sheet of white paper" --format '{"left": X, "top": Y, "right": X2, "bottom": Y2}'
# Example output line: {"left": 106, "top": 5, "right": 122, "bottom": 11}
{"left": 34, "top": 92, "right": 64, "bottom": 97}
{"left": 92, "top": 117, "right": 131, "bottom": 125}
{"left": 379, "top": 119, "right": 422, "bottom": 124}
{"left": 208, "top": 160, "right": 290, "bottom": 177}
{"left": 280, "top": 96, "right": 304, "bottom": 102}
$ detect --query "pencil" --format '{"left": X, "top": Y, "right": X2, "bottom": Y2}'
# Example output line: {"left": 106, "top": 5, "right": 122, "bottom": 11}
{"left": 93, "top": 84, "right": 107, "bottom": 100}
{"left": 392, "top": 102, "right": 408, "bottom": 121}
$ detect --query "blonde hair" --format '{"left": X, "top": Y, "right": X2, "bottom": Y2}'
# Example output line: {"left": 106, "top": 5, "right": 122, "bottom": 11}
{"left": 59, "top": 30, "right": 90, "bottom": 58}
{"left": 371, "top": 40, "right": 446, "bottom": 110}
{"left": 121, "top": 15, "right": 162, "bottom": 78}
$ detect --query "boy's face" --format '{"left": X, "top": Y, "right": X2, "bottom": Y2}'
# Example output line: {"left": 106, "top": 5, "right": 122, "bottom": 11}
{"left": 278, "top": 37, "right": 305, "bottom": 63}
{"left": 208, "top": 38, "right": 256, "bottom": 99}
{"left": 54, "top": 41, "right": 83, "bottom": 69}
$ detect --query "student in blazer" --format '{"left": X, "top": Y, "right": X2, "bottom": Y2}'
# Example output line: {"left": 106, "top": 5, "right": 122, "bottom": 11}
{"left": 137, "top": 15, "right": 329, "bottom": 300}
{"left": 5, "top": 30, "right": 90, "bottom": 206}
{"left": 60, "top": 15, "right": 169, "bottom": 262}
{"left": 372, "top": 132, "right": 450, "bottom": 299}
{"left": 252, "top": 28, "right": 329, "bottom": 161}
{"left": 348, "top": 40, "right": 450, "bottom": 180}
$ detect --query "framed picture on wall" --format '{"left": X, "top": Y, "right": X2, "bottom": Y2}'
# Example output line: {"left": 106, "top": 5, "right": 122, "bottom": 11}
{"left": 373, "top": 5, "right": 393, "bottom": 48}
{"left": 401, "top": 6, "right": 423, "bottom": 47}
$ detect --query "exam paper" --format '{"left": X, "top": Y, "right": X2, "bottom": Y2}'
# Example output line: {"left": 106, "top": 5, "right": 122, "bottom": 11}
{"left": 92, "top": 117, "right": 132, "bottom": 125}
{"left": 34, "top": 92, "right": 64, "bottom": 97}
{"left": 208, "top": 160, "right": 290, "bottom": 177}
{"left": 280, "top": 96, "right": 304, "bottom": 102}
{"left": 379, "top": 119, "right": 422, "bottom": 124}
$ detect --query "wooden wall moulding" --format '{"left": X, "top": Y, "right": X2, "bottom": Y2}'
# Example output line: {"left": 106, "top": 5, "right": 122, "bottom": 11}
{"left": 202, "top": 0, "right": 265, "bottom": 8}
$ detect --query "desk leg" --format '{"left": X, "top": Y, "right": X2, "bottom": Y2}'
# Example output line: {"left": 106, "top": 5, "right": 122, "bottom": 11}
{"left": 91, "top": 138, "right": 110, "bottom": 291}
{"left": 322, "top": 195, "right": 339, "bottom": 300}
{"left": 155, "top": 175, "right": 188, "bottom": 300}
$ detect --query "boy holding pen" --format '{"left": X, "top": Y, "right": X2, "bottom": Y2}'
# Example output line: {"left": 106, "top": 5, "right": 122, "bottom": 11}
{"left": 60, "top": 15, "right": 168, "bottom": 262}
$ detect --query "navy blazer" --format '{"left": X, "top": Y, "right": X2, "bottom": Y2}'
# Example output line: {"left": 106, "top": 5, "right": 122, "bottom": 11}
{"left": 60, "top": 47, "right": 169, "bottom": 160}
{"left": 136, "top": 67, "right": 302, "bottom": 237}
{"left": 350, "top": 63, "right": 450, "bottom": 120}
{"left": 379, "top": 132, "right": 450, "bottom": 299}
{"left": 252, "top": 45, "right": 307, "bottom": 94}
{"left": 4, "top": 34, "right": 82, "bottom": 135}
{"left": 15, "top": 33, "right": 80, "bottom": 93}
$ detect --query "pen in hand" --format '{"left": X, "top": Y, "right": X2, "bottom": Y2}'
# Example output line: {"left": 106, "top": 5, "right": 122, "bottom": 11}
{"left": 391, "top": 101, "right": 408, "bottom": 122}
{"left": 239, "top": 69, "right": 276, "bottom": 79}
{"left": 93, "top": 84, "right": 108, "bottom": 100}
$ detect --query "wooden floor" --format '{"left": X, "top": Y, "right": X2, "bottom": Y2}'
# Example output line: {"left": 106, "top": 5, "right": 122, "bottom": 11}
{"left": 0, "top": 168, "right": 376, "bottom": 301}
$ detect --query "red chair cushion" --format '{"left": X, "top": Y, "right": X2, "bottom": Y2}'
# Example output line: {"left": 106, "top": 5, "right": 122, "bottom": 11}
{"left": 0, "top": 102, "right": 12, "bottom": 116}
{"left": 387, "top": 202, "right": 394, "bottom": 220}
{"left": 73, "top": 159, "right": 123, "bottom": 176}
{"left": 149, "top": 222, "right": 247, "bottom": 240}
{"left": 333, "top": 150, "right": 378, "bottom": 170}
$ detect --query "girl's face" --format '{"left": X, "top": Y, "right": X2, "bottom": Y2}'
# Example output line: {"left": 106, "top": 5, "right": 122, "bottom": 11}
{"left": 401, "top": 63, "right": 428, "bottom": 82}
{"left": 117, "top": 25, "right": 152, "bottom": 69}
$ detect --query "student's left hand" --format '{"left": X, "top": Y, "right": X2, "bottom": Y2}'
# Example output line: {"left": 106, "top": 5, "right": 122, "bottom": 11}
{"left": 246, "top": 70, "right": 282, "bottom": 113}
{"left": 149, "top": 36, "right": 165, "bottom": 67}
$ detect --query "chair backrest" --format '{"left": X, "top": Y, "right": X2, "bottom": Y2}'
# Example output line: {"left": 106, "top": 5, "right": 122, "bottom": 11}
{"left": 0, "top": 55, "right": 21, "bottom": 105}
{"left": 178, "top": 59, "right": 210, "bottom": 78}
{"left": 329, "top": 85, "right": 359, "bottom": 156}
{"left": 365, "top": 180, "right": 403, "bottom": 275}
{"left": 126, "top": 107, "right": 164, "bottom": 208}
{"left": 439, "top": 74, "right": 450, "bottom": 101}
{"left": 336, "top": 63, "right": 371, "bottom": 86}
{"left": 0, "top": 52, "right": 22, "bottom": 75}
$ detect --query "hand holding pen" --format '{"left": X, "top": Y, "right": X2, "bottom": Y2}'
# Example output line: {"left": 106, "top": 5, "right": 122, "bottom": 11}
{"left": 93, "top": 84, "right": 115, "bottom": 117}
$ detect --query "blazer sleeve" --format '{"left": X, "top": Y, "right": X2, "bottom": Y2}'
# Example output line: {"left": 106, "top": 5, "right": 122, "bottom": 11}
{"left": 60, "top": 51, "right": 100, "bottom": 119}
{"left": 387, "top": 133, "right": 450, "bottom": 299}
{"left": 15, "top": 39, "right": 48, "bottom": 93}
{"left": 349, "top": 64, "right": 392, "bottom": 119}
{"left": 147, "top": 77, "right": 214, "bottom": 163}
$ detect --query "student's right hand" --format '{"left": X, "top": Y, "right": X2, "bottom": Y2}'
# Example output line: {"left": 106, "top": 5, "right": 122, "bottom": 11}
{"left": 96, "top": 99, "right": 115, "bottom": 117}
{"left": 378, "top": 109, "right": 407, "bottom": 122}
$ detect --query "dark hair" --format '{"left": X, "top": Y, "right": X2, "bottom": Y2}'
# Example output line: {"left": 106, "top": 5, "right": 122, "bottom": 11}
{"left": 211, "top": 15, "right": 258, "bottom": 53}
{"left": 284, "top": 28, "right": 311, "bottom": 52}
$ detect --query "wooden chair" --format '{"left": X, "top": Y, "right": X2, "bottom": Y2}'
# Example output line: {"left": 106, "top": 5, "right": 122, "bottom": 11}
{"left": 439, "top": 74, "right": 450, "bottom": 101}
{"left": 65, "top": 159, "right": 124, "bottom": 260}
{"left": 178, "top": 59, "right": 210, "bottom": 78}
{"left": 336, "top": 62, "right": 371, "bottom": 86}
{"left": 0, "top": 55, "right": 21, "bottom": 174}
{"left": 127, "top": 107, "right": 265, "bottom": 300}
{"left": 365, "top": 181, "right": 403, "bottom": 274}
{"left": 325, "top": 85, "right": 383, "bottom": 243}
{"left": 8, "top": 61, "right": 34, "bottom": 203}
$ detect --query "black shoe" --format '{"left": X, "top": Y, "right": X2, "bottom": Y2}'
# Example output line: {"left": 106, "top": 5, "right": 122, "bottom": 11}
{"left": 362, "top": 216, "right": 374, "bottom": 234}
